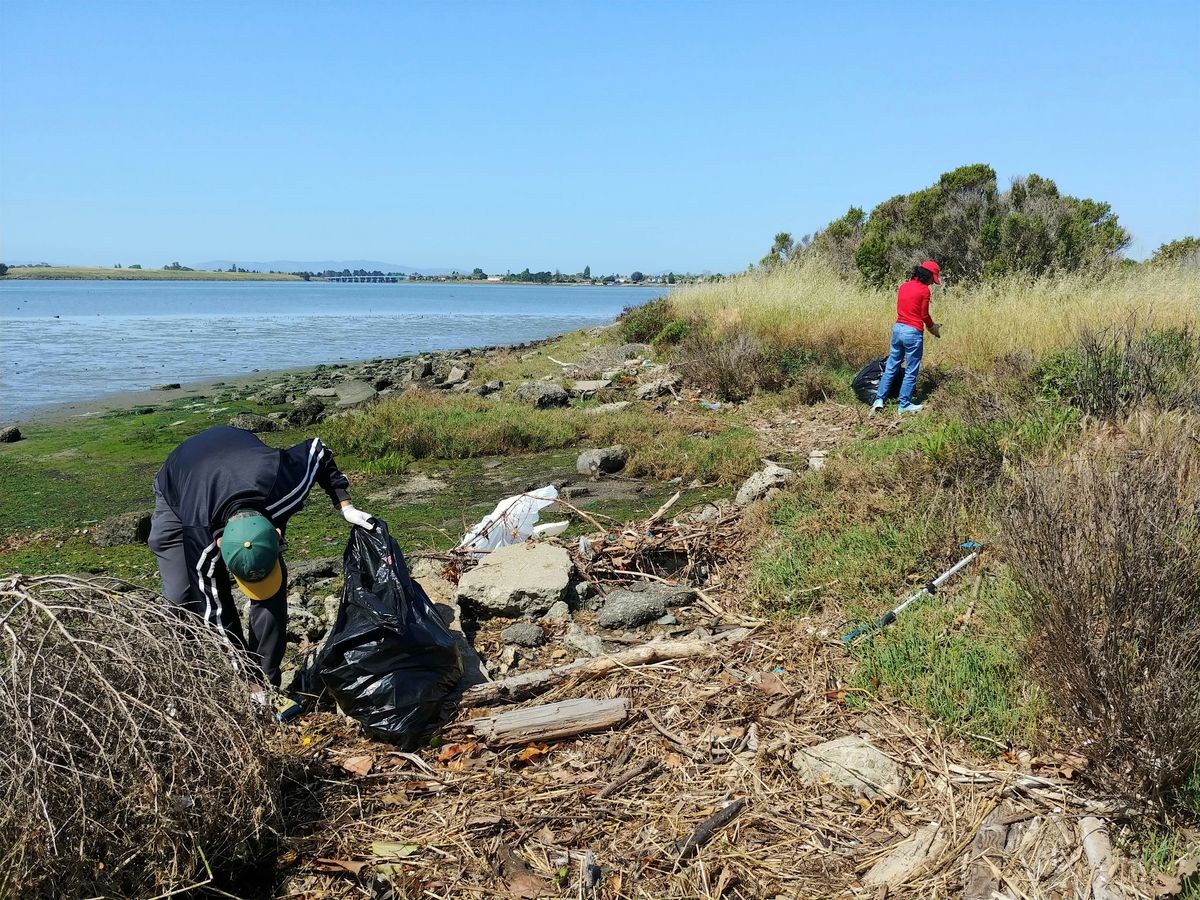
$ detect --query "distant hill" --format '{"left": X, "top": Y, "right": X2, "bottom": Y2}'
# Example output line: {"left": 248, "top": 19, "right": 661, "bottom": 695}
{"left": 195, "top": 259, "right": 456, "bottom": 275}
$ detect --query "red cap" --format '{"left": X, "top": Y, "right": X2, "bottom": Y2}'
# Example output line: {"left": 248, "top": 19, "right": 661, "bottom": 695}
{"left": 921, "top": 260, "right": 941, "bottom": 284}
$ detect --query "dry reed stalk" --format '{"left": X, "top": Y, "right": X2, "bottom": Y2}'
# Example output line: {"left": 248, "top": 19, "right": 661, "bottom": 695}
{"left": 0, "top": 574, "right": 279, "bottom": 898}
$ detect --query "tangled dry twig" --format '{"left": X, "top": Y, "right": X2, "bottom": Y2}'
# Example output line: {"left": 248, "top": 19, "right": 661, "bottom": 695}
{"left": 0, "top": 574, "right": 279, "bottom": 898}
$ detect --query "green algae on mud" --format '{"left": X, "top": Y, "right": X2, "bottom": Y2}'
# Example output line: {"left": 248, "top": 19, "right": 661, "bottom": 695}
{"left": 0, "top": 376, "right": 731, "bottom": 580}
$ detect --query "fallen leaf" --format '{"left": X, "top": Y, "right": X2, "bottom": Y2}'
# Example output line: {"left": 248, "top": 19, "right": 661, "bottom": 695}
{"left": 664, "top": 752, "right": 684, "bottom": 768}
{"left": 1153, "top": 873, "right": 1182, "bottom": 898}
{"left": 516, "top": 743, "right": 550, "bottom": 764}
{"left": 340, "top": 755, "right": 374, "bottom": 777}
{"left": 437, "top": 741, "right": 478, "bottom": 763}
{"left": 1178, "top": 855, "right": 1199, "bottom": 878}
{"left": 756, "top": 672, "right": 789, "bottom": 697}
{"left": 508, "top": 872, "right": 549, "bottom": 898}
{"left": 372, "top": 841, "right": 419, "bottom": 859}
{"left": 312, "top": 857, "right": 368, "bottom": 875}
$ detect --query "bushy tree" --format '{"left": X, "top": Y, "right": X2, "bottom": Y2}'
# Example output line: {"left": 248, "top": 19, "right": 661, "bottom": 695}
{"left": 801, "top": 164, "right": 1130, "bottom": 286}
{"left": 759, "top": 232, "right": 795, "bottom": 270}
{"left": 1152, "top": 236, "right": 1200, "bottom": 269}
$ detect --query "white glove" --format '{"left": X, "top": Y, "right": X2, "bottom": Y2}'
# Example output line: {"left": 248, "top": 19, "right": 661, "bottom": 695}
{"left": 341, "top": 505, "right": 376, "bottom": 530}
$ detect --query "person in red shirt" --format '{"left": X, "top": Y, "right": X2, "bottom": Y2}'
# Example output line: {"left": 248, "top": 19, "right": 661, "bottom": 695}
{"left": 872, "top": 260, "right": 942, "bottom": 414}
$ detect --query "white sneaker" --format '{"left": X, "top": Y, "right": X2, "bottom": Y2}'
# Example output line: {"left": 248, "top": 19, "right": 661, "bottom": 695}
{"left": 898, "top": 403, "right": 924, "bottom": 415}
{"left": 870, "top": 399, "right": 884, "bottom": 414}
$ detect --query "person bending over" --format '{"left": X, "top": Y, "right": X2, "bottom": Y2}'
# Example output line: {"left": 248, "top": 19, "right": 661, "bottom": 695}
{"left": 873, "top": 260, "right": 942, "bottom": 415}
{"left": 148, "top": 424, "right": 375, "bottom": 689}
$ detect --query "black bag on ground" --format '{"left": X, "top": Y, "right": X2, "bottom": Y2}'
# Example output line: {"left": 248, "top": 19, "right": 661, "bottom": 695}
{"left": 852, "top": 357, "right": 903, "bottom": 404}
{"left": 317, "top": 520, "right": 463, "bottom": 747}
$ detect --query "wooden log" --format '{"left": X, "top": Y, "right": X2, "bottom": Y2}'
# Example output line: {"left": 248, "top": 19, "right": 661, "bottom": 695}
{"left": 473, "top": 697, "right": 631, "bottom": 746}
{"left": 962, "top": 803, "right": 1011, "bottom": 900}
{"left": 1080, "top": 817, "right": 1116, "bottom": 900}
{"left": 459, "top": 634, "right": 749, "bottom": 708}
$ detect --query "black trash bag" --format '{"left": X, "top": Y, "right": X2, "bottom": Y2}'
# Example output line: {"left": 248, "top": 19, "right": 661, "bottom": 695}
{"left": 317, "top": 520, "right": 463, "bottom": 747}
{"left": 852, "top": 357, "right": 904, "bottom": 404}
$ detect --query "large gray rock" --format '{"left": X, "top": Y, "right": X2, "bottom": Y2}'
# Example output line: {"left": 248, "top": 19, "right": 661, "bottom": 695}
{"left": 335, "top": 380, "right": 378, "bottom": 408}
{"left": 636, "top": 375, "right": 681, "bottom": 400}
{"left": 0, "top": 425, "right": 21, "bottom": 443}
{"left": 863, "top": 822, "right": 945, "bottom": 888}
{"left": 151, "top": 383, "right": 181, "bottom": 391}
{"left": 563, "top": 624, "right": 604, "bottom": 658}
{"left": 791, "top": 736, "right": 903, "bottom": 798}
{"left": 576, "top": 445, "right": 628, "bottom": 476}
{"left": 582, "top": 401, "right": 631, "bottom": 416}
{"left": 455, "top": 542, "right": 572, "bottom": 618}
{"left": 501, "top": 622, "right": 547, "bottom": 648}
{"left": 93, "top": 510, "right": 153, "bottom": 547}
{"left": 541, "top": 600, "right": 571, "bottom": 624}
{"left": 597, "top": 590, "right": 668, "bottom": 629}
{"left": 286, "top": 396, "right": 327, "bottom": 426}
{"left": 595, "top": 582, "right": 693, "bottom": 629}
{"left": 734, "top": 463, "right": 796, "bottom": 506}
{"left": 306, "top": 387, "right": 339, "bottom": 398}
{"left": 514, "top": 381, "right": 569, "bottom": 409}
{"left": 442, "top": 366, "right": 468, "bottom": 387}
{"left": 570, "top": 379, "right": 612, "bottom": 397}
{"left": 229, "top": 412, "right": 279, "bottom": 433}
{"left": 287, "top": 556, "right": 340, "bottom": 589}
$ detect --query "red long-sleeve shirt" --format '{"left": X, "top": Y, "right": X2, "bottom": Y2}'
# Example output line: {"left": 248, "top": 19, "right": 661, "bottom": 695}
{"left": 896, "top": 279, "right": 935, "bottom": 331}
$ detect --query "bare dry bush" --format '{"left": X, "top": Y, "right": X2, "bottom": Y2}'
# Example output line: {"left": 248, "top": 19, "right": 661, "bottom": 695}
{"left": 1002, "top": 421, "right": 1200, "bottom": 808}
{"left": 0, "top": 575, "right": 279, "bottom": 898}
{"left": 1045, "top": 321, "right": 1200, "bottom": 418}
{"left": 676, "top": 329, "right": 782, "bottom": 401}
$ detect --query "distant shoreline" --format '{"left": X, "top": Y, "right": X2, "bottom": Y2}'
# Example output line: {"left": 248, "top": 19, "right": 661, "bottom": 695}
{"left": 1, "top": 267, "right": 687, "bottom": 287}
{"left": 2, "top": 266, "right": 301, "bottom": 282}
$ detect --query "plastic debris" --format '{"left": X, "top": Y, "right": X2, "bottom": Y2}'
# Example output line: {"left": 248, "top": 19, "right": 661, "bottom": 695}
{"left": 458, "top": 486, "right": 559, "bottom": 558}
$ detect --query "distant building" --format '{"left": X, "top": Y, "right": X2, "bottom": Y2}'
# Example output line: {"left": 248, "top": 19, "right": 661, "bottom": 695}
{"left": 486, "top": 275, "right": 503, "bottom": 282}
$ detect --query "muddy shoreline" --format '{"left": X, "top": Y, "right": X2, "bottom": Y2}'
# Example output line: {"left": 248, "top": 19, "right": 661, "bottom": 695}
{"left": 12, "top": 329, "right": 599, "bottom": 425}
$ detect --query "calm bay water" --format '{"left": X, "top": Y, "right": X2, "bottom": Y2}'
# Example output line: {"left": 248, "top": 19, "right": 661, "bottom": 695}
{"left": 0, "top": 280, "right": 663, "bottom": 417}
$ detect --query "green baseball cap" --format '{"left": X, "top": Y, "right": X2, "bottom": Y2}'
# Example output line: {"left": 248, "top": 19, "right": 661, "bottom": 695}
{"left": 221, "top": 512, "right": 282, "bottom": 601}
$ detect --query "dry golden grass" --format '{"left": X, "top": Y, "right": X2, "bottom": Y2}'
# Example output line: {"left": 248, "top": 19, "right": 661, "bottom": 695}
{"left": 668, "top": 258, "right": 1200, "bottom": 369}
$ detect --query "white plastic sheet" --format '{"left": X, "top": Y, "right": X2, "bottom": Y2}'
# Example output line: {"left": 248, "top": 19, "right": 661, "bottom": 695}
{"left": 457, "top": 485, "right": 566, "bottom": 558}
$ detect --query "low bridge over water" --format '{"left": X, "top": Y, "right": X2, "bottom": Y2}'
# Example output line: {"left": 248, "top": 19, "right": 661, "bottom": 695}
{"left": 321, "top": 275, "right": 403, "bottom": 283}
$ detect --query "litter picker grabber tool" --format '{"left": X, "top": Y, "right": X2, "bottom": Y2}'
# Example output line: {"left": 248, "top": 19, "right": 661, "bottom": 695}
{"left": 842, "top": 542, "right": 983, "bottom": 644}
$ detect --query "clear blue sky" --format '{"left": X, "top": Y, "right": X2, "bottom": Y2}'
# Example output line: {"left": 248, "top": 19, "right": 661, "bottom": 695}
{"left": 1, "top": 0, "right": 1197, "bottom": 272}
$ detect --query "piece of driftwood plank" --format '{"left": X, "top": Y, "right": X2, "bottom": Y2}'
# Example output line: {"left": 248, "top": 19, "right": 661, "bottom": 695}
{"left": 473, "top": 697, "right": 631, "bottom": 746}
{"left": 963, "top": 803, "right": 1011, "bottom": 900}
{"left": 460, "top": 635, "right": 748, "bottom": 708}
{"left": 1080, "top": 817, "right": 1117, "bottom": 900}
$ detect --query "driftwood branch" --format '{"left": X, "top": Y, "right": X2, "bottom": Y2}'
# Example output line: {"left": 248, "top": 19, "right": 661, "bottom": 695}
{"left": 675, "top": 798, "right": 747, "bottom": 861}
{"left": 459, "top": 633, "right": 749, "bottom": 708}
{"left": 1080, "top": 817, "right": 1117, "bottom": 900}
{"left": 597, "top": 757, "right": 661, "bottom": 801}
{"left": 473, "top": 697, "right": 630, "bottom": 746}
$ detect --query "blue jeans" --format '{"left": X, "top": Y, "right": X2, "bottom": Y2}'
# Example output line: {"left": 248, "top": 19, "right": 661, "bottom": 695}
{"left": 875, "top": 323, "right": 923, "bottom": 408}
